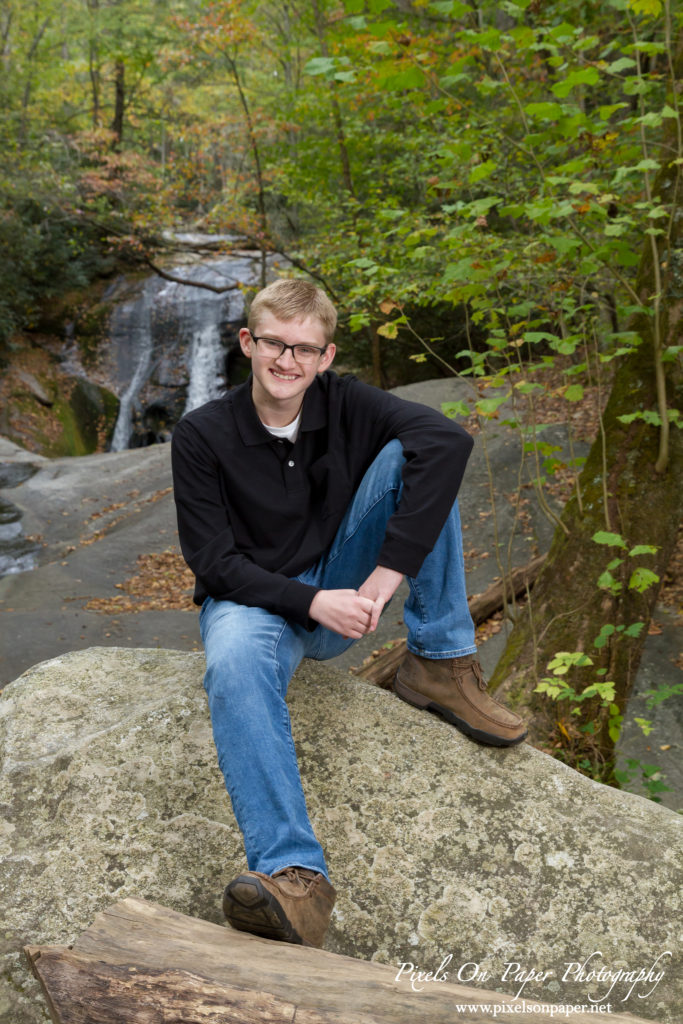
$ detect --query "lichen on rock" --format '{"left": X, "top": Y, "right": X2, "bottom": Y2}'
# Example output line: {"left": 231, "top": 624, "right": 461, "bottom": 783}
{"left": 0, "top": 647, "right": 680, "bottom": 1023}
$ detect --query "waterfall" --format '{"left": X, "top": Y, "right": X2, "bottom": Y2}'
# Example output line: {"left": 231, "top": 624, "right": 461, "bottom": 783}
{"left": 110, "top": 283, "right": 155, "bottom": 451}
{"left": 109, "top": 252, "right": 264, "bottom": 450}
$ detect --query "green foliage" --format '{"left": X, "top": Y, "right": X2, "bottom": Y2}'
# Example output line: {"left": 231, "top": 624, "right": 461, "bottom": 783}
{"left": 643, "top": 681, "right": 683, "bottom": 707}
{"left": 1, "top": 0, "right": 679, "bottom": 801}
{"left": 0, "top": 174, "right": 113, "bottom": 344}
{"left": 614, "top": 759, "right": 671, "bottom": 802}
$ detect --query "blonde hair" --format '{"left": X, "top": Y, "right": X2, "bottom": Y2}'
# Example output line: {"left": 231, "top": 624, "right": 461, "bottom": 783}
{"left": 248, "top": 279, "right": 337, "bottom": 345}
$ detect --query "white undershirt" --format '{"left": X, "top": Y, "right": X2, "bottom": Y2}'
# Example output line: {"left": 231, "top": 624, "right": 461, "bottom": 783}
{"left": 261, "top": 408, "right": 302, "bottom": 443}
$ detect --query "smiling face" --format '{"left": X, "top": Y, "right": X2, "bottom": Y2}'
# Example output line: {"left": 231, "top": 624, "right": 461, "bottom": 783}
{"left": 238, "top": 313, "right": 336, "bottom": 425}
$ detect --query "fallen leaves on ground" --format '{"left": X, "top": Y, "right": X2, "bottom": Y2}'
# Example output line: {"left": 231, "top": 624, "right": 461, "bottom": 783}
{"left": 85, "top": 548, "right": 195, "bottom": 613}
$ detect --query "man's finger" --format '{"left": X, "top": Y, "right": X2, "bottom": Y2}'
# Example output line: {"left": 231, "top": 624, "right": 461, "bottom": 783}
{"left": 369, "top": 597, "right": 384, "bottom": 632}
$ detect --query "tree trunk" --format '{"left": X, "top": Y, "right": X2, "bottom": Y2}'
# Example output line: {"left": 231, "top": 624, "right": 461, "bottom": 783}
{"left": 25, "top": 897, "right": 659, "bottom": 1024}
{"left": 111, "top": 59, "right": 125, "bottom": 147}
{"left": 310, "top": 0, "right": 356, "bottom": 198}
{"left": 489, "top": 67, "right": 683, "bottom": 765}
{"left": 87, "top": 0, "right": 101, "bottom": 127}
{"left": 226, "top": 53, "right": 269, "bottom": 287}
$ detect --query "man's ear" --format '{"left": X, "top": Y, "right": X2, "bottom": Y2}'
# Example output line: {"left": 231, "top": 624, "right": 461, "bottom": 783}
{"left": 238, "top": 327, "right": 253, "bottom": 360}
{"left": 319, "top": 342, "right": 336, "bottom": 373}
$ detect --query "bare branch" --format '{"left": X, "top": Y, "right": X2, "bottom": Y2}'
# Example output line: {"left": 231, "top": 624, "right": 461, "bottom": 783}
{"left": 140, "top": 256, "right": 241, "bottom": 294}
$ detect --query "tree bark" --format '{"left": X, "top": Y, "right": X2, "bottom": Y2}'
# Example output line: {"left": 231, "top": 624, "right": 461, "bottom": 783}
{"left": 310, "top": 0, "right": 356, "bottom": 199}
{"left": 24, "top": 897, "right": 659, "bottom": 1024}
{"left": 111, "top": 59, "right": 125, "bottom": 147}
{"left": 225, "top": 53, "right": 269, "bottom": 288}
{"left": 86, "top": 0, "right": 101, "bottom": 127}
{"left": 489, "top": 58, "right": 683, "bottom": 758}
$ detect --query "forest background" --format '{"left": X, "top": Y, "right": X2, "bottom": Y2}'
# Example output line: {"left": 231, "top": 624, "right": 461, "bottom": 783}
{"left": 1, "top": 0, "right": 681, "bottom": 793}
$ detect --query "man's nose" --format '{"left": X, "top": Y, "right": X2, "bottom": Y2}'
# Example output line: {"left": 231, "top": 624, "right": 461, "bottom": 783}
{"left": 275, "top": 345, "right": 297, "bottom": 368}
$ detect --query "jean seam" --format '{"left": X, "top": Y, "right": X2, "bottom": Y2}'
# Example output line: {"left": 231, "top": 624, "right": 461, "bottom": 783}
{"left": 406, "top": 575, "right": 427, "bottom": 650}
{"left": 406, "top": 642, "right": 478, "bottom": 658}
{"left": 272, "top": 621, "right": 304, "bottom": 812}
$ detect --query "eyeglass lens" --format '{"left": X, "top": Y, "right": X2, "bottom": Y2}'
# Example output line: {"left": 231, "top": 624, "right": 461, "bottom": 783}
{"left": 252, "top": 335, "right": 324, "bottom": 364}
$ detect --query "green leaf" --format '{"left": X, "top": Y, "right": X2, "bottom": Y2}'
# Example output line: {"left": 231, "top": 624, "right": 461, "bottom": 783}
{"left": 617, "top": 410, "right": 662, "bottom": 426}
{"left": 535, "top": 680, "right": 563, "bottom": 700}
{"left": 627, "top": 0, "right": 663, "bottom": 19}
{"left": 476, "top": 394, "right": 509, "bottom": 416}
{"left": 551, "top": 68, "right": 600, "bottom": 99}
{"left": 380, "top": 67, "right": 424, "bottom": 91}
{"left": 628, "top": 545, "right": 658, "bottom": 556}
{"left": 598, "top": 570, "right": 621, "bottom": 593}
{"left": 442, "top": 400, "right": 470, "bottom": 418}
{"left": 594, "top": 624, "right": 615, "bottom": 649}
{"left": 624, "top": 621, "right": 645, "bottom": 638}
{"left": 469, "top": 160, "right": 497, "bottom": 184}
{"left": 443, "top": 259, "right": 474, "bottom": 283}
{"left": 644, "top": 682, "right": 683, "bottom": 707}
{"left": 564, "top": 383, "right": 584, "bottom": 402}
{"left": 608, "top": 57, "right": 637, "bottom": 73}
{"left": 524, "top": 101, "right": 565, "bottom": 119}
{"left": 522, "top": 331, "right": 559, "bottom": 344}
{"left": 304, "top": 57, "right": 336, "bottom": 77}
{"left": 428, "top": 0, "right": 470, "bottom": 14}
{"left": 599, "top": 103, "right": 629, "bottom": 119}
{"left": 593, "top": 531, "right": 627, "bottom": 547}
{"left": 629, "top": 567, "right": 660, "bottom": 593}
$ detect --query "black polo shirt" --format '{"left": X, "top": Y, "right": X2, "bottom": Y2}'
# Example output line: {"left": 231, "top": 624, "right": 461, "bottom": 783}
{"left": 171, "top": 371, "right": 473, "bottom": 628}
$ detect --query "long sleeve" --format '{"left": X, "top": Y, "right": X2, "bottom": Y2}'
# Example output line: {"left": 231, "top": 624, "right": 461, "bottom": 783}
{"left": 340, "top": 379, "right": 474, "bottom": 577}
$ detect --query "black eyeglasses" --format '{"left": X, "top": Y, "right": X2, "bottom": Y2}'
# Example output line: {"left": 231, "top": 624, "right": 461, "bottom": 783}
{"left": 249, "top": 331, "right": 327, "bottom": 365}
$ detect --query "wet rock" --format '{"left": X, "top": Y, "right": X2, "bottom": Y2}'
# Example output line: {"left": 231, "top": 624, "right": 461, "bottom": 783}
{"left": 68, "top": 378, "right": 120, "bottom": 452}
{"left": 14, "top": 371, "right": 52, "bottom": 407}
{"left": 0, "top": 647, "right": 680, "bottom": 1023}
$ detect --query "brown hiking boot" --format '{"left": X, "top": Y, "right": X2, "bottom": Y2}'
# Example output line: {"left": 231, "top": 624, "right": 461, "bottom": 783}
{"left": 394, "top": 651, "right": 527, "bottom": 747}
{"left": 222, "top": 866, "right": 336, "bottom": 948}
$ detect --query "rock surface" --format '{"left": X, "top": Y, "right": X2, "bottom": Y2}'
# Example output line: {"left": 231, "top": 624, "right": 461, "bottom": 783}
{"left": 1, "top": 376, "right": 681, "bottom": 808}
{"left": 1, "top": 647, "right": 680, "bottom": 1023}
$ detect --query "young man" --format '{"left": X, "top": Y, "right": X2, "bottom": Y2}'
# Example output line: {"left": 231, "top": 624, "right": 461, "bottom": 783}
{"left": 171, "top": 279, "right": 526, "bottom": 950}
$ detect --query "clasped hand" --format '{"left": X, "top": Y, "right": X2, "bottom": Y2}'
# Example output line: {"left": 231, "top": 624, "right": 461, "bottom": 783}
{"left": 308, "top": 565, "right": 404, "bottom": 639}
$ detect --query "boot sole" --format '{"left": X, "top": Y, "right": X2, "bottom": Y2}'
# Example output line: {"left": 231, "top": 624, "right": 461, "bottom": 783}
{"left": 223, "top": 875, "right": 308, "bottom": 945}
{"left": 393, "top": 675, "right": 527, "bottom": 747}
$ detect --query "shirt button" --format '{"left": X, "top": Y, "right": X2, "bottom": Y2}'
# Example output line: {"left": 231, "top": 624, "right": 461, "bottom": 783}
{"left": 288, "top": 459, "right": 295, "bottom": 467}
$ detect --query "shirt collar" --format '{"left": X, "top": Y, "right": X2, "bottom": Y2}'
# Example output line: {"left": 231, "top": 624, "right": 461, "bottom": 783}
{"left": 232, "top": 373, "right": 328, "bottom": 446}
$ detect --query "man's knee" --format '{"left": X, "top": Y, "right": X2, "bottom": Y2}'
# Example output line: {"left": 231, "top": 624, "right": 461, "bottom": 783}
{"left": 364, "top": 439, "right": 404, "bottom": 490}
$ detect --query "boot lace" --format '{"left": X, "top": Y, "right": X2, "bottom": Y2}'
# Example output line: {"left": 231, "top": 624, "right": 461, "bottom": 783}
{"left": 453, "top": 656, "right": 488, "bottom": 691}
{"left": 275, "top": 866, "right": 317, "bottom": 892}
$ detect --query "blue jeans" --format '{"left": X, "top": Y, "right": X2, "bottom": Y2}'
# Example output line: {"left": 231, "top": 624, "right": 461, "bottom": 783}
{"left": 200, "top": 440, "right": 476, "bottom": 880}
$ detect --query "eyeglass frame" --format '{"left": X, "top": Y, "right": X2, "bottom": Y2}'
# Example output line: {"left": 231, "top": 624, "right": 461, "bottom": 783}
{"left": 248, "top": 330, "right": 328, "bottom": 364}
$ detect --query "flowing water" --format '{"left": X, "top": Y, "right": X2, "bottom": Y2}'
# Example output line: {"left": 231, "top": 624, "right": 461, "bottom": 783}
{"left": 110, "top": 253, "right": 265, "bottom": 451}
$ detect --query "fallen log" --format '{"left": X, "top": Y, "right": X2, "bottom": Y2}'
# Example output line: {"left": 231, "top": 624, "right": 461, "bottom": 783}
{"left": 354, "top": 554, "right": 546, "bottom": 689}
{"left": 24, "top": 897, "right": 660, "bottom": 1024}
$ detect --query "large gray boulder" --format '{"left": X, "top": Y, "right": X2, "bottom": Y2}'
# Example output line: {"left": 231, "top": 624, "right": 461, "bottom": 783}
{"left": 1, "top": 648, "right": 680, "bottom": 1023}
